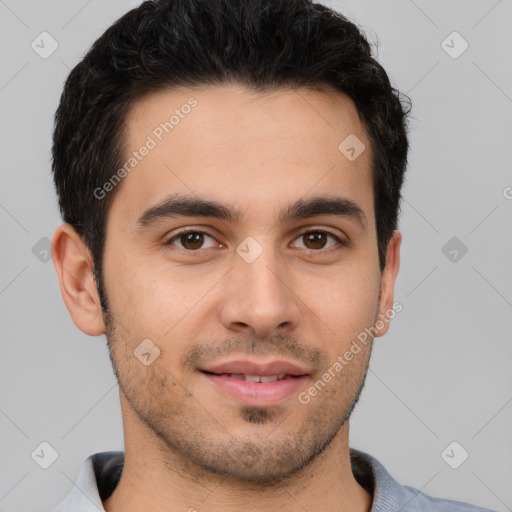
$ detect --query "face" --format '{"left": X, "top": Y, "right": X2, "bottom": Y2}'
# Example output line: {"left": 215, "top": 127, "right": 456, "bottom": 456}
{"left": 97, "top": 83, "right": 398, "bottom": 483}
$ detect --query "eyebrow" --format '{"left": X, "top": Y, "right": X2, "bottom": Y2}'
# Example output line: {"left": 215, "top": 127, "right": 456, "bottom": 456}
{"left": 135, "top": 194, "right": 367, "bottom": 231}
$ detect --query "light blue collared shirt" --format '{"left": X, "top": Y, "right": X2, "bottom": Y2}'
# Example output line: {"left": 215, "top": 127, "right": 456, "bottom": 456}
{"left": 53, "top": 449, "right": 497, "bottom": 511}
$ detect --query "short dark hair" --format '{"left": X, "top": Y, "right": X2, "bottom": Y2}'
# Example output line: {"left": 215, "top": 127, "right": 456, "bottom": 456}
{"left": 52, "top": 0, "right": 412, "bottom": 311}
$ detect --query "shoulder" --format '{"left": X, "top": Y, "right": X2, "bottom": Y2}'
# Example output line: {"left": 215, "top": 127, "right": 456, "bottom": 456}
{"left": 53, "top": 451, "right": 124, "bottom": 511}
{"left": 349, "top": 448, "right": 498, "bottom": 512}
{"left": 400, "top": 484, "right": 498, "bottom": 512}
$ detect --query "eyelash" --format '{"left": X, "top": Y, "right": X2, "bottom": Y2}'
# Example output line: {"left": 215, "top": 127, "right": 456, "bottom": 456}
{"left": 164, "top": 228, "right": 346, "bottom": 254}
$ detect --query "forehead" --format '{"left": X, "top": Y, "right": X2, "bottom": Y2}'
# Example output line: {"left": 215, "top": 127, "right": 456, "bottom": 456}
{"left": 111, "top": 82, "right": 374, "bottom": 228}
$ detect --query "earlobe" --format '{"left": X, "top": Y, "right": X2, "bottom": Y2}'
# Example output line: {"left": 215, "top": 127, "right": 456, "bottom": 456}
{"left": 51, "top": 223, "right": 106, "bottom": 336}
{"left": 374, "top": 230, "right": 401, "bottom": 338}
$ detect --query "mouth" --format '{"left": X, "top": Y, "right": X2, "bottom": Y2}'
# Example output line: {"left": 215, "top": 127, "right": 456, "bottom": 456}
{"left": 201, "top": 371, "right": 302, "bottom": 382}
{"left": 199, "top": 361, "right": 311, "bottom": 406}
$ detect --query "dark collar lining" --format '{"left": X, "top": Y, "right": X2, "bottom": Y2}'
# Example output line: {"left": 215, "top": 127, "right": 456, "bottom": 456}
{"left": 92, "top": 452, "right": 124, "bottom": 501}
{"left": 350, "top": 448, "right": 376, "bottom": 495}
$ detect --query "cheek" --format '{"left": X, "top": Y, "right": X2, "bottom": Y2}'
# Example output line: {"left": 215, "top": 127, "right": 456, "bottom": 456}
{"left": 309, "top": 265, "right": 380, "bottom": 337}
{"left": 109, "top": 262, "right": 215, "bottom": 341}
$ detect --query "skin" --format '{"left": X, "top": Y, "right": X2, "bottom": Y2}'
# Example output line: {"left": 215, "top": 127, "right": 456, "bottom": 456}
{"left": 52, "top": 82, "right": 401, "bottom": 512}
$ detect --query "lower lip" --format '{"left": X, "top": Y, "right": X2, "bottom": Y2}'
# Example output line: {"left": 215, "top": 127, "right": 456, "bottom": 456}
{"left": 201, "top": 372, "right": 309, "bottom": 406}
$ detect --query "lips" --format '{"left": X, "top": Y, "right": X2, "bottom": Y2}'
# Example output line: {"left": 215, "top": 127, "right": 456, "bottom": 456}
{"left": 200, "top": 359, "right": 310, "bottom": 378}
{"left": 199, "top": 359, "right": 311, "bottom": 406}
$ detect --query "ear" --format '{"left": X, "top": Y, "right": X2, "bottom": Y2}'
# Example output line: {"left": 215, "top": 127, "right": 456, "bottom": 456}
{"left": 374, "top": 230, "right": 401, "bottom": 338}
{"left": 51, "top": 223, "right": 106, "bottom": 336}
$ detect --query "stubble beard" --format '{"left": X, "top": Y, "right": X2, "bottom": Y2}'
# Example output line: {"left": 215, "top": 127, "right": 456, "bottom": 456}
{"left": 101, "top": 305, "right": 373, "bottom": 487}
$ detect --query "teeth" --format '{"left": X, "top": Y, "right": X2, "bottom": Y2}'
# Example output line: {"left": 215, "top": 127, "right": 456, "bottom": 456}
{"left": 228, "top": 374, "right": 289, "bottom": 382}
{"left": 260, "top": 375, "right": 278, "bottom": 382}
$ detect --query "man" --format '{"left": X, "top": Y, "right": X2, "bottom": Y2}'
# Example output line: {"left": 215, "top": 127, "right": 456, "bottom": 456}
{"left": 50, "top": 0, "right": 496, "bottom": 511}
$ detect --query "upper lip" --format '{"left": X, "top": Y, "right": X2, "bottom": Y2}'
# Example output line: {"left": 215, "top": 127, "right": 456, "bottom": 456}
{"left": 200, "top": 359, "right": 311, "bottom": 377}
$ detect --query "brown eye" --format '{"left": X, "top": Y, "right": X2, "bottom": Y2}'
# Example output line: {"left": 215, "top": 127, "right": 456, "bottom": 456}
{"left": 165, "top": 231, "right": 217, "bottom": 251}
{"left": 293, "top": 230, "right": 342, "bottom": 251}
{"left": 303, "top": 232, "right": 327, "bottom": 250}
{"left": 180, "top": 232, "right": 204, "bottom": 250}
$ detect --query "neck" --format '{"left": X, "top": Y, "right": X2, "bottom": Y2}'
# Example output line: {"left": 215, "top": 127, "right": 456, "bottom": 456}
{"left": 103, "top": 396, "right": 372, "bottom": 512}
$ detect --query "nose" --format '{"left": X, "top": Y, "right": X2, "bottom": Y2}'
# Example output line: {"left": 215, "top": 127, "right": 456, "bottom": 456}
{"left": 218, "top": 245, "right": 301, "bottom": 339}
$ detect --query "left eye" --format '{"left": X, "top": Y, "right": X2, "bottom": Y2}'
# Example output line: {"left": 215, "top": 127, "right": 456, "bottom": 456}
{"left": 292, "top": 230, "right": 342, "bottom": 251}
{"left": 165, "top": 230, "right": 343, "bottom": 252}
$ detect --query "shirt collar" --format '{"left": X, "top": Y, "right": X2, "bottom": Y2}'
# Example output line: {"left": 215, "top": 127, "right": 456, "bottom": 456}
{"left": 51, "top": 448, "right": 450, "bottom": 512}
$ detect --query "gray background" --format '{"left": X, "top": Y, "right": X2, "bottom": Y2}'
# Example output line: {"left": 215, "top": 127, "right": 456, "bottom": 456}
{"left": 0, "top": 0, "right": 511, "bottom": 510}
